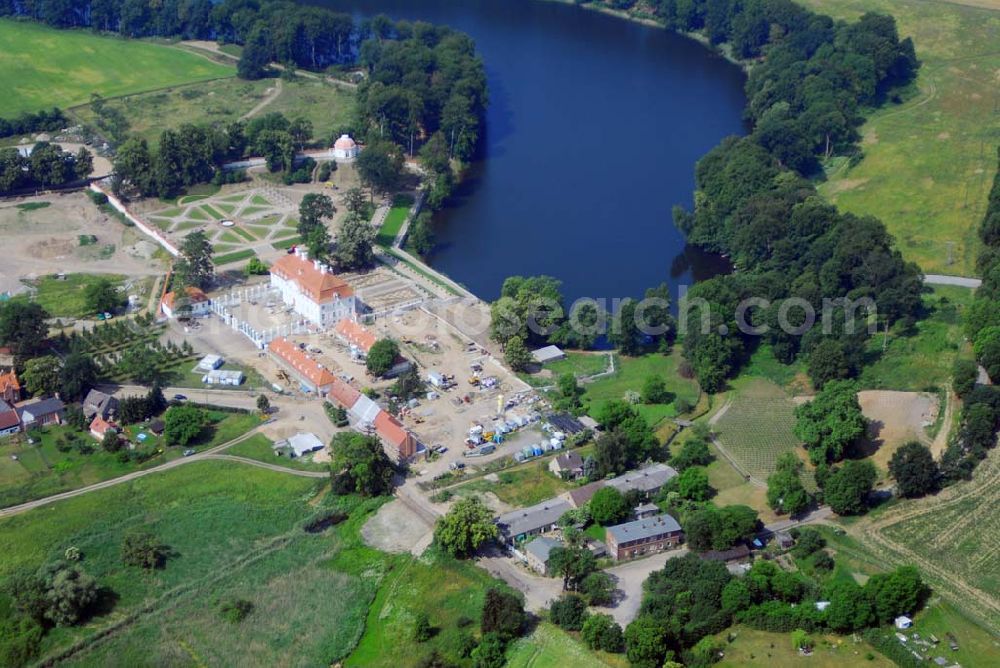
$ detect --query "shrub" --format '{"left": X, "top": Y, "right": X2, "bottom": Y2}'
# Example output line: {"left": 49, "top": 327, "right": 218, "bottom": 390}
{"left": 121, "top": 530, "right": 166, "bottom": 569}
{"left": 549, "top": 593, "right": 588, "bottom": 631}
{"left": 219, "top": 598, "right": 254, "bottom": 624}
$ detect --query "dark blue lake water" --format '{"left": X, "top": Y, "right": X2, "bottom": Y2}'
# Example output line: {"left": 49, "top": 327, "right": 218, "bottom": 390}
{"left": 317, "top": 0, "right": 747, "bottom": 303}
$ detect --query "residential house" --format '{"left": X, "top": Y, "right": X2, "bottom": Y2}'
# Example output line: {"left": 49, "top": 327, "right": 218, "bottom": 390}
{"left": 606, "top": 463, "right": 678, "bottom": 499}
{"left": 549, "top": 451, "right": 585, "bottom": 480}
{"left": 605, "top": 513, "right": 684, "bottom": 562}
{"left": 524, "top": 536, "right": 563, "bottom": 575}
{"left": 160, "top": 286, "right": 211, "bottom": 319}
{"left": 82, "top": 389, "right": 119, "bottom": 420}
{"left": 89, "top": 415, "right": 117, "bottom": 441}
{"left": 0, "top": 399, "right": 21, "bottom": 436}
{"left": 270, "top": 248, "right": 356, "bottom": 327}
{"left": 496, "top": 498, "right": 572, "bottom": 545}
{"left": 0, "top": 369, "right": 22, "bottom": 403}
{"left": 562, "top": 481, "right": 605, "bottom": 509}
{"left": 268, "top": 337, "right": 337, "bottom": 394}
{"left": 17, "top": 398, "right": 65, "bottom": 429}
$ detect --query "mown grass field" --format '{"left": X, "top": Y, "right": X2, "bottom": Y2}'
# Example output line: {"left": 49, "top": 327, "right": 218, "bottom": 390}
{"left": 74, "top": 75, "right": 356, "bottom": 147}
{"left": 0, "top": 19, "right": 232, "bottom": 116}
{"left": 18, "top": 273, "right": 126, "bottom": 319}
{"left": 375, "top": 194, "right": 415, "bottom": 247}
{"left": 582, "top": 350, "right": 700, "bottom": 427}
{"left": 802, "top": 0, "right": 1000, "bottom": 276}
{"left": 507, "top": 622, "right": 625, "bottom": 667}
{"left": 711, "top": 377, "right": 805, "bottom": 486}
{"left": 0, "top": 412, "right": 259, "bottom": 508}
{"left": 858, "top": 285, "right": 974, "bottom": 391}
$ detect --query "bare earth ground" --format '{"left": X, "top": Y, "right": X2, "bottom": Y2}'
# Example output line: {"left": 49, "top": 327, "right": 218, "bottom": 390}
{"left": 361, "top": 499, "right": 434, "bottom": 555}
{"left": 0, "top": 191, "right": 163, "bottom": 295}
{"left": 857, "top": 390, "right": 939, "bottom": 469}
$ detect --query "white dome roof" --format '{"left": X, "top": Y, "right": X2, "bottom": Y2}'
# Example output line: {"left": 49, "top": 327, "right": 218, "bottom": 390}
{"left": 334, "top": 134, "right": 357, "bottom": 150}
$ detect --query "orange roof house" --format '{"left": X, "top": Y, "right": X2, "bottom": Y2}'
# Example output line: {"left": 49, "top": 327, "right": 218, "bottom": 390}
{"left": 161, "top": 286, "right": 210, "bottom": 318}
{"left": 270, "top": 253, "right": 353, "bottom": 304}
{"left": 327, "top": 377, "right": 362, "bottom": 409}
{"left": 268, "top": 337, "right": 337, "bottom": 392}
{"left": 0, "top": 369, "right": 21, "bottom": 403}
{"left": 335, "top": 319, "right": 377, "bottom": 354}
{"left": 374, "top": 411, "right": 419, "bottom": 460}
{"left": 89, "top": 415, "right": 117, "bottom": 440}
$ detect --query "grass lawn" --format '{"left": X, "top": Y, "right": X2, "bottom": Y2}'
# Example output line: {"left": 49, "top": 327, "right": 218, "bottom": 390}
{"left": 582, "top": 349, "right": 700, "bottom": 427}
{"left": 0, "top": 412, "right": 259, "bottom": 508}
{"left": 233, "top": 225, "right": 255, "bottom": 242}
{"left": 858, "top": 285, "right": 974, "bottom": 391}
{"left": 452, "top": 458, "right": 575, "bottom": 507}
{"left": 711, "top": 377, "right": 807, "bottom": 487}
{"left": 0, "top": 20, "right": 232, "bottom": 116}
{"left": 741, "top": 345, "right": 812, "bottom": 396}
{"left": 272, "top": 235, "right": 302, "bottom": 250}
{"left": 344, "top": 545, "right": 515, "bottom": 668}
{"left": 713, "top": 626, "right": 893, "bottom": 667}
{"left": 519, "top": 351, "right": 612, "bottom": 387}
{"left": 0, "top": 462, "right": 388, "bottom": 665}
{"left": 376, "top": 194, "right": 415, "bottom": 247}
{"left": 507, "top": 622, "right": 625, "bottom": 667}
{"left": 801, "top": 0, "right": 1000, "bottom": 276}
{"left": 213, "top": 248, "right": 256, "bottom": 265}
{"left": 227, "top": 433, "right": 328, "bottom": 472}
{"left": 19, "top": 273, "right": 126, "bottom": 319}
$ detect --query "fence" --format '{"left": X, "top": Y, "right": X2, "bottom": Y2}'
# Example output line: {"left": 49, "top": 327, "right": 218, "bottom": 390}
{"left": 89, "top": 182, "right": 180, "bottom": 257}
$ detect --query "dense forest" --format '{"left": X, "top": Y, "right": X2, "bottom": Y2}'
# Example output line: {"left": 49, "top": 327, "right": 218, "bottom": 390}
{"left": 660, "top": 0, "right": 924, "bottom": 393}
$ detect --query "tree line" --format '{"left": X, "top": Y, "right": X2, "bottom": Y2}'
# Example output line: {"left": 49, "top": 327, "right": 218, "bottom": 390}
{"left": 943, "top": 148, "right": 1000, "bottom": 483}
{"left": 0, "top": 107, "right": 67, "bottom": 139}
{"left": 0, "top": 143, "right": 92, "bottom": 194}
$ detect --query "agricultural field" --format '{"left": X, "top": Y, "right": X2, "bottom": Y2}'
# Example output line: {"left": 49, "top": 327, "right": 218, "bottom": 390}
{"left": 803, "top": 0, "right": 1000, "bottom": 275}
{"left": 0, "top": 19, "right": 232, "bottom": 116}
{"left": 506, "top": 622, "right": 625, "bottom": 667}
{"left": 0, "top": 411, "right": 260, "bottom": 508}
{"left": 852, "top": 446, "right": 1000, "bottom": 633}
{"left": 710, "top": 377, "right": 807, "bottom": 487}
{"left": 74, "top": 75, "right": 356, "bottom": 147}
{"left": 582, "top": 349, "right": 700, "bottom": 428}
{"left": 0, "top": 461, "right": 384, "bottom": 665}
{"left": 858, "top": 285, "right": 974, "bottom": 391}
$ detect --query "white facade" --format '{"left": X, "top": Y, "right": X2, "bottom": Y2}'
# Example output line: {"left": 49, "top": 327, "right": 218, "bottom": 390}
{"left": 269, "top": 249, "right": 357, "bottom": 328}
{"left": 331, "top": 134, "right": 359, "bottom": 161}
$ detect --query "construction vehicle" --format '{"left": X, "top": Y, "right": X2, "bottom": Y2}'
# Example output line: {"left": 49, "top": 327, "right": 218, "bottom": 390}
{"left": 468, "top": 375, "right": 480, "bottom": 386}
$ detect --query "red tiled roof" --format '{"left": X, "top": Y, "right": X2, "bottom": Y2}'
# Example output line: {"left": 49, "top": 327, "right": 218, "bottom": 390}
{"left": 161, "top": 286, "right": 209, "bottom": 310}
{"left": 335, "top": 319, "right": 377, "bottom": 353}
{"left": 0, "top": 370, "right": 20, "bottom": 395}
{"left": 0, "top": 406, "right": 19, "bottom": 430}
{"left": 374, "top": 411, "right": 418, "bottom": 459}
{"left": 271, "top": 254, "right": 353, "bottom": 304}
{"left": 268, "top": 337, "right": 337, "bottom": 388}
{"left": 89, "top": 415, "right": 115, "bottom": 437}
{"left": 327, "top": 377, "right": 361, "bottom": 409}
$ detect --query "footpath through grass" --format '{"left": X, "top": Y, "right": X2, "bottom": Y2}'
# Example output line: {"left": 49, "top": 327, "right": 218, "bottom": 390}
{"left": 0, "top": 19, "right": 232, "bottom": 116}
{"left": 803, "top": 0, "right": 1000, "bottom": 275}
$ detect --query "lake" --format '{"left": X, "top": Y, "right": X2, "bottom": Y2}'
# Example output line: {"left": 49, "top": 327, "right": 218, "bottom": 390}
{"left": 316, "top": 0, "right": 747, "bottom": 303}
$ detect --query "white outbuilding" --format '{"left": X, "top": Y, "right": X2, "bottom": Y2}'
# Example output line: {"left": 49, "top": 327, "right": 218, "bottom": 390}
{"left": 332, "top": 134, "right": 359, "bottom": 161}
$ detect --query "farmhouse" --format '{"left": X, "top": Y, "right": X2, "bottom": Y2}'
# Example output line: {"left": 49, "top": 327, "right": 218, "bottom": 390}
{"left": 161, "top": 286, "right": 211, "bottom": 319}
{"left": 606, "top": 463, "right": 678, "bottom": 498}
{"left": 496, "top": 498, "right": 572, "bottom": 545}
{"left": 549, "top": 451, "right": 584, "bottom": 480}
{"left": 268, "top": 337, "right": 337, "bottom": 394}
{"left": 16, "top": 397, "right": 65, "bottom": 429}
{"left": 0, "top": 369, "right": 22, "bottom": 403}
{"left": 605, "top": 513, "right": 684, "bottom": 562}
{"left": 562, "top": 481, "right": 605, "bottom": 508}
{"left": 323, "top": 373, "right": 420, "bottom": 461}
{"left": 82, "top": 389, "right": 118, "bottom": 420}
{"left": 524, "top": 536, "right": 563, "bottom": 575}
{"left": 270, "top": 248, "right": 356, "bottom": 327}
{"left": 89, "top": 415, "right": 117, "bottom": 441}
{"left": 0, "top": 399, "right": 21, "bottom": 436}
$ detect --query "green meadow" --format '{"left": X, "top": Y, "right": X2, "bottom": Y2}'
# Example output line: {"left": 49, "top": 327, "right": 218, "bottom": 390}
{"left": 0, "top": 19, "right": 232, "bottom": 116}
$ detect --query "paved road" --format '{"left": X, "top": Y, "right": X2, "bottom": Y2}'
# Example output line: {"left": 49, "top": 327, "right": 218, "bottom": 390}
{"left": 924, "top": 274, "right": 982, "bottom": 288}
{"left": 0, "top": 429, "right": 263, "bottom": 518}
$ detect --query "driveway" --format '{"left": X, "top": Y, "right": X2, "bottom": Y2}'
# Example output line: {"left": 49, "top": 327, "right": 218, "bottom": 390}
{"left": 605, "top": 548, "right": 690, "bottom": 625}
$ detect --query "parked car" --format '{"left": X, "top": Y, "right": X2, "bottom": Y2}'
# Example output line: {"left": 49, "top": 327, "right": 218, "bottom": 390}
{"left": 183, "top": 449, "right": 196, "bottom": 457}
{"left": 434, "top": 445, "right": 447, "bottom": 454}
{"left": 449, "top": 461, "right": 465, "bottom": 471}
{"left": 103, "top": 312, "right": 114, "bottom": 320}
{"left": 172, "top": 394, "right": 187, "bottom": 401}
